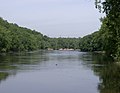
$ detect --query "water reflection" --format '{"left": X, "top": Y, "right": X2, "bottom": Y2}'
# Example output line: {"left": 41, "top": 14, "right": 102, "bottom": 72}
{"left": 0, "top": 50, "right": 49, "bottom": 83}
{"left": 0, "top": 51, "right": 120, "bottom": 93}
{"left": 82, "top": 53, "right": 120, "bottom": 93}
{"left": 97, "top": 64, "right": 120, "bottom": 93}
{"left": 0, "top": 72, "right": 9, "bottom": 83}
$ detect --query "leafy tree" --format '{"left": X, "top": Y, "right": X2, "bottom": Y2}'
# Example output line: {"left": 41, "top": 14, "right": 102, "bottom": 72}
{"left": 95, "top": 0, "right": 120, "bottom": 60}
{"left": 0, "top": 17, "right": 47, "bottom": 52}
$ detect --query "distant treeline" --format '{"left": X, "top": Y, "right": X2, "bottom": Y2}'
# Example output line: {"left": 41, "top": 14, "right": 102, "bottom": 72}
{"left": 0, "top": 17, "right": 49, "bottom": 52}
{"left": 1, "top": 0, "right": 120, "bottom": 61}
{"left": 49, "top": 38, "right": 80, "bottom": 50}
{"left": 0, "top": 17, "right": 104, "bottom": 53}
{"left": 0, "top": 17, "right": 79, "bottom": 52}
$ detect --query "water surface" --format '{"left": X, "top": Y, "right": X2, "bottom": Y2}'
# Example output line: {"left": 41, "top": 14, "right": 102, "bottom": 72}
{"left": 0, "top": 50, "right": 119, "bottom": 93}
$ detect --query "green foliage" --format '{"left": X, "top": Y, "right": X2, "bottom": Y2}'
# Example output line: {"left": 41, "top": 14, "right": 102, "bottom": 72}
{"left": 0, "top": 17, "right": 81, "bottom": 52}
{"left": 79, "top": 31, "right": 105, "bottom": 52}
{"left": 49, "top": 37, "right": 80, "bottom": 50}
{"left": 0, "top": 17, "right": 46, "bottom": 52}
{"left": 95, "top": 0, "right": 120, "bottom": 60}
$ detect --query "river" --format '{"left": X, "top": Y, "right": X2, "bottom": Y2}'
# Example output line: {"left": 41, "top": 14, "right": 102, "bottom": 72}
{"left": 0, "top": 50, "right": 119, "bottom": 93}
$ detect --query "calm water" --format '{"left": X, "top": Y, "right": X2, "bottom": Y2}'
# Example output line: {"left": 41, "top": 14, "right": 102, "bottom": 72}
{"left": 0, "top": 50, "right": 119, "bottom": 93}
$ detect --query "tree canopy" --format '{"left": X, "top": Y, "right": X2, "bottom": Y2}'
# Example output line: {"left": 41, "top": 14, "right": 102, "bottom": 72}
{"left": 95, "top": 0, "right": 120, "bottom": 60}
{"left": 0, "top": 17, "right": 80, "bottom": 52}
{"left": 0, "top": 17, "right": 49, "bottom": 52}
{"left": 1, "top": 0, "right": 120, "bottom": 61}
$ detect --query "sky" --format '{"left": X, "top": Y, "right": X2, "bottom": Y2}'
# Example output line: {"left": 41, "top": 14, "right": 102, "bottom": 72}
{"left": 0, "top": 0, "right": 103, "bottom": 37}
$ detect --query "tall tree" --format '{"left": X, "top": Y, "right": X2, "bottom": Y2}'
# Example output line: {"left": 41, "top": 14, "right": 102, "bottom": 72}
{"left": 95, "top": 0, "right": 120, "bottom": 60}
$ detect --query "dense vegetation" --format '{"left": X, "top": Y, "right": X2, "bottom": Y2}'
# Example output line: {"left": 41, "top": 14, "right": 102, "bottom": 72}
{"left": 49, "top": 38, "right": 80, "bottom": 50}
{"left": 79, "top": 30, "right": 105, "bottom": 52}
{"left": 0, "top": 17, "right": 106, "bottom": 53}
{"left": 80, "top": 0, "right": 120, "bottom": 60}
{"left": 1, "top": 0, "right": 120, "bottom": 61}
{"left": 0, "top": 17, "right": 51, "bottom": 52}
{"left": 95, "top": 0, "right": 120, "bottom": 60}
{"left": 0, "top": 16, "right": 113, "bottom": 54}
{"left": 0, "top": 17, "right": 80, "bottom": 52}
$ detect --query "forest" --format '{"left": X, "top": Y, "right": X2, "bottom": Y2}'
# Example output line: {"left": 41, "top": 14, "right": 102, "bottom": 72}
{"left": 0, "top": 17, "right": 81, "bottom": 52}
{"left": 95, "top": 0, "right": 120, "bottom": 61}
{"left": 0, "top": 17, "right": 103, "bottom": 52}
{"left": 0, "top": 0, "right": 120, "bottom": 61}
{"left": 80, "top": 0, "right": 120, "bottom": 61}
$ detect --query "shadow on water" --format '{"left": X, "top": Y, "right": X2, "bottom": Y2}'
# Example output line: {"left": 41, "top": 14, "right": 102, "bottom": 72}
{"left": 0, "top": 51, "right": 120, "bottom": 93}
{"left": 81, "top": 52, "right": 120, "bottom": 93}
{"left": 0, "top": 72, "right": 9, "bottom": 84}
{"left": 0, "top": 50, "right": 49, "bottom": 83}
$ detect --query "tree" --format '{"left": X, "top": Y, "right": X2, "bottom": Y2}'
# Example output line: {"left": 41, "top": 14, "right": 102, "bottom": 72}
{"left": 95, "top": 0, "right": 120, "bottom": 60}
{"left": 0, "top": 17, "right": 49, "bottom": 52}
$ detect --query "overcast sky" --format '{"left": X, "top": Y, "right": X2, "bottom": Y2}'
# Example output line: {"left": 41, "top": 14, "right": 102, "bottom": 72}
{"left": 0, "top": 0, "right": 103, "bottom": 37}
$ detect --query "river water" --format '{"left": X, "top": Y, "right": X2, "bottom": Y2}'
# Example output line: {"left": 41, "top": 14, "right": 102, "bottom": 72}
{"left": 0, "top": 50, "right": 119, "bottom": 93}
